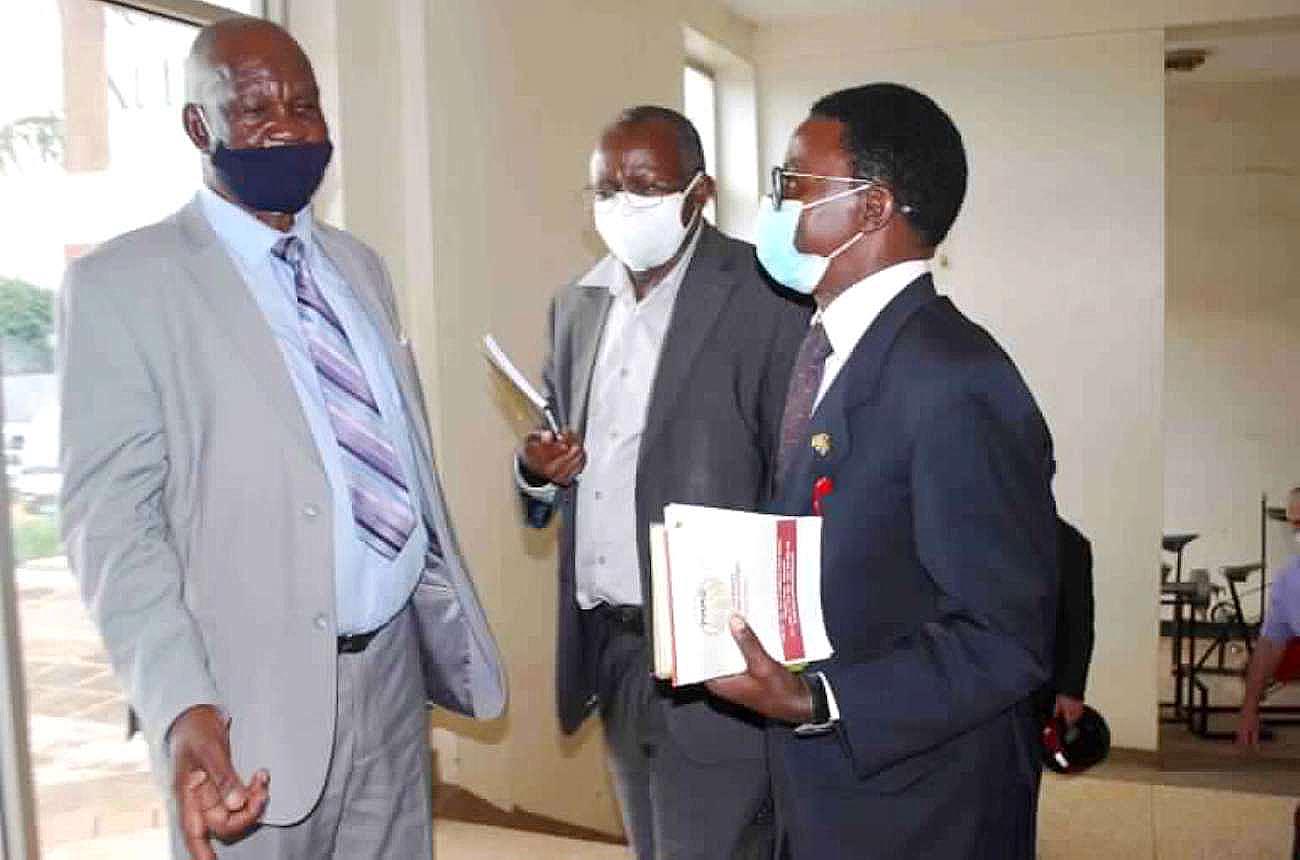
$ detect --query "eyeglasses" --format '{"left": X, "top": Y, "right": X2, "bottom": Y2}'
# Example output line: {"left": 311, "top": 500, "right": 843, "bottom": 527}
{"left": 584, "top": 174, "right": 701, "bottom": 211}
{"left": 769, "top": 166, "right": 914, "bottom": 215}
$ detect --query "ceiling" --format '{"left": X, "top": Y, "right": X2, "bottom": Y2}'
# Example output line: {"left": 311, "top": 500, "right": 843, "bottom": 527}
{"left": 722, "top": 1, "right": 1300, "bottom": 84}
{"left": 1166, "top": 29, "right": 1300, "bottom": 84}
{"left": 722, "top": 0, "right": 949, "bottom": 21}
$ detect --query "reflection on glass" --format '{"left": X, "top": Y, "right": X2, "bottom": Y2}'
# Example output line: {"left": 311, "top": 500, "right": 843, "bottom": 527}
{"left": 0, "top": 2, "right": 204, "bottom": 856}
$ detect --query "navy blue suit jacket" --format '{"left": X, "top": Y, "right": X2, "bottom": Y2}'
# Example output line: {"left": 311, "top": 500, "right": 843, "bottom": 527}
{"left": 770, "top": 275, "right": 1058, "bottom": 859}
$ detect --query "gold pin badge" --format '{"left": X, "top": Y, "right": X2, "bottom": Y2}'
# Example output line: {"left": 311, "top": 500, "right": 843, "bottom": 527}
{"left": 810, "top": 433, "right": 832, "bottom": 457}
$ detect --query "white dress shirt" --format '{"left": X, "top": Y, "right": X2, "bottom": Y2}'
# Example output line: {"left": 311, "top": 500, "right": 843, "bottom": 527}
{"left": 813, "top": 259, "right": 931, "bottom": 411}
{"left": 519, "top": 230, "right": 702, "bottom": 609}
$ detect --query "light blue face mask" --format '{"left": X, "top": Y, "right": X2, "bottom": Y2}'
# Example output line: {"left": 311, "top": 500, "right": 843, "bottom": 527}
{"left": 754, "top": 186, "right": 871, "bottom": 294}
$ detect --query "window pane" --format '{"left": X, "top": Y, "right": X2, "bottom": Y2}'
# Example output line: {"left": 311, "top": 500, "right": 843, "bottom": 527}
{"left": 683, "top": 65, "right": 718, "bottom": 224}
{"left": 0, "top": 2, "right": 200, "bottom": 856}
{"left": 206, "top": 0, "right": 264, "bottom": 13}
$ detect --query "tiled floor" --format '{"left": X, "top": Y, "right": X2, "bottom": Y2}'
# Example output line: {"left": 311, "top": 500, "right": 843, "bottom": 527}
{"left": 45, "top": 820, "right": 627, "bottom": 860}
{"left": 17, "top": 556, "right": 1299, "bottom": 858}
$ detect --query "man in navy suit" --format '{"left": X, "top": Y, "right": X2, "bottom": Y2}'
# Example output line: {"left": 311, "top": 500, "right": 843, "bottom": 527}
{"left": 706, "top": 83, "right": 1059, "bottom": 859}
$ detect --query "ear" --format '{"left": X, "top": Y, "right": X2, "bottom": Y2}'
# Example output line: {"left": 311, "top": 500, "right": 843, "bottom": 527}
{"left": 182, "top": 104, "right": 214, "bottom": 154}
{"left": 855, "top": 185, "right": 899, "bottom": 235}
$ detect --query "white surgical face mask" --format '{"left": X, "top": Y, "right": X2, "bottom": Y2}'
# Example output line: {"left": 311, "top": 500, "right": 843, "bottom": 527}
{"left": 593, "top": 173, "right": 703, "bottom": 272}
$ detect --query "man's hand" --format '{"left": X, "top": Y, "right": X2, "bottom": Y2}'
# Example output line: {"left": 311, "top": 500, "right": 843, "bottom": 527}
{"left": 1054, "top": 694, "right": 1085, "bottom": 727}
{"left": 169, "top": 705, "right": 269, "bottom": 860}
{"left": 705, "top": 616, "right": 814, "bottom": 725}
{"left": 1235, "top": 705, "right": 1263, "bottom": 750}
{"left": 520, "top": 429, "right": 586, "bottom": 487}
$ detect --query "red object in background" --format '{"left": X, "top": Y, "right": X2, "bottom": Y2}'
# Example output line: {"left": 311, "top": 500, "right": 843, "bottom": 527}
{"left": 1275, "top": 638, "right": 1300, "bottom": 684}
{"left": 812, "top": 476, "right": 834, "bottom": 516}
{"left": 1041, "top": 721, "right": 1070, "bottom": 771}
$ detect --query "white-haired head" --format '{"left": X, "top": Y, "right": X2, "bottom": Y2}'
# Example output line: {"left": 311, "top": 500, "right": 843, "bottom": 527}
{"left": 183, "top": 17, "right": 308, "bottom": 149}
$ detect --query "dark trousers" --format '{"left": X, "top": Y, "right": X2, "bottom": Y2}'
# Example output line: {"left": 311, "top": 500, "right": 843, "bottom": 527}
{"left": 585, "top": 606, "right": 773, "bottom": 860}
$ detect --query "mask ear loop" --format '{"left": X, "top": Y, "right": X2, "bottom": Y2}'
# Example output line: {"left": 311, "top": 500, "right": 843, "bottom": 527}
{"left": 803, "top": 182, "right": 873, "bottom": 261}
{"left": 194, "top": 106, "right": 220, "bottom": 155}
{"left": 676, "top": 170, "right": 709, "bottom": 231}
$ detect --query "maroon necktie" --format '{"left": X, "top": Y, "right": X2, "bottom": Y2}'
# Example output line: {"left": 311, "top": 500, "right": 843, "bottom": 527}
{"left": 776, "top": 322, "right": 833, "bottom": 491}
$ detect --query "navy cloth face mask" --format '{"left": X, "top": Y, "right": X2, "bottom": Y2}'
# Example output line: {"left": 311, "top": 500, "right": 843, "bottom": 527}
{"left": 210, "top": 139, "right": 334, "bottom": 214}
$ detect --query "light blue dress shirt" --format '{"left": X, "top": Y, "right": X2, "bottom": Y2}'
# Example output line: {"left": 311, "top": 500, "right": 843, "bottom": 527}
{"left": 197, "top": 188, "right": 428, "bottom": 636}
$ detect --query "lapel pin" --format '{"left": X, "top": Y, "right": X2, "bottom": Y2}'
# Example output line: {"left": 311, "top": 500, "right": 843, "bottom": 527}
{"left": 810, "top": 432, "right": 832, "bottom": 458}
{"left": 812, "top": 476, "right": 835, "bottom": 516}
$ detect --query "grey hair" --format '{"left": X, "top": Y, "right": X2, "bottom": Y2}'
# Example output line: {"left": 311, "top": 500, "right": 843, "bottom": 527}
{"left": 183, "top": 23, "right": 238, "bottom": 144}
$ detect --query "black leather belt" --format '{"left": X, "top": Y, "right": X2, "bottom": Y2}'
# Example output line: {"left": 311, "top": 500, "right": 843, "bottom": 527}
{"left": 588, "top": 603, "right": 644, "bottom": 636}
{"left": 337, "top": 630, "right": 380, "bottom": 654}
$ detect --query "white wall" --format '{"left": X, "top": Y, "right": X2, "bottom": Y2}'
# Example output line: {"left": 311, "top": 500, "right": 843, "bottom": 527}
{"left": 756, "top": 26, "right": 1167, "bottom": 750}
{"left": 293, "top": 0, "right": 756, "bottom": 836}
{"left": 1164, "top": 78, "right": 1300, "bottom": 590}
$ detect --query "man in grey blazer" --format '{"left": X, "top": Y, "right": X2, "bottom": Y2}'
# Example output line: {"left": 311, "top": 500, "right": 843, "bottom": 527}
{"left": 59, "top": 18, "right": 503, "bottom": 860}
{"left": 516, "top": 107, "right": 808, "bottom": 858}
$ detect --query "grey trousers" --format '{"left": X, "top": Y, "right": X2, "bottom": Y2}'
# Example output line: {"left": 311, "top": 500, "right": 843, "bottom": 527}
{"left": 169, "top": 607, "right": 434, "bottom": 860}
{"left": 595, "top": 618, "right": 773, "bottom": 860}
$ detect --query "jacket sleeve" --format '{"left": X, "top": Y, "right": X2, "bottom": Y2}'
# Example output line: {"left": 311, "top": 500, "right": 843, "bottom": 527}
{"left": 821, "top": 375, "right": 1058, "bottom": 777}
{"left": 1053, "top": 521, "right": 1095, "bottom": 698}
{"left": 518, "top": 294, "right": 561, "bottom": 530}
{"left": 58, "top": 262, "right": 222, "bottom": 753}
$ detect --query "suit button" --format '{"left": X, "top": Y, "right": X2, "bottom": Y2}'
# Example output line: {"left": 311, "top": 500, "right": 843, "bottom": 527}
{"left": 303, "top": 503, "right": 320, "bottom": 519}
{"left": 313, "top": 613, "right": 329, "bottom": 631}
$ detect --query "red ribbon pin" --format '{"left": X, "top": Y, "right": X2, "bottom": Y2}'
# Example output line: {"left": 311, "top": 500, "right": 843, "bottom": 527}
{"left": 812, "top": 476, "right": 834, "bottom": 516}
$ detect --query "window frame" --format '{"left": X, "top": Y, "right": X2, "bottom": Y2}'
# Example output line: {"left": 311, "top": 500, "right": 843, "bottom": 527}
{"left": 101, "top": 0, "right": 271, "bottom": 26}
{"left": 0, "top": 4, "right": 274, "bottom": 857}
{"left": 682, "top": 61, "right": 720, "bottom": 225}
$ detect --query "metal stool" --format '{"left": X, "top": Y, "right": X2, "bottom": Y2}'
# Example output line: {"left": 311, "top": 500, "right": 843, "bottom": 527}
{"left": 1163, "top": 533, "right": 1199, "bottom": 583}
{"left": 1159, "top": 534, "right": 1200, "bottom": 723}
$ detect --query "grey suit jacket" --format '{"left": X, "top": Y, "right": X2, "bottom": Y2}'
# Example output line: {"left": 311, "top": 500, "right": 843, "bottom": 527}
{"left": 523, "top": 223, "right": 809, "bottom": 762}
{"left": 59, "top": 198, "right": 505, "bottom": 825}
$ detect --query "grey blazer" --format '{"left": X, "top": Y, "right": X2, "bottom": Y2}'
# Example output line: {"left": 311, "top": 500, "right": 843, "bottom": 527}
{"left": 59, "top": 199, "right": 505, "bottom": 825}
{"left": 523, "top": 223, "right": 809, "bottom": 762}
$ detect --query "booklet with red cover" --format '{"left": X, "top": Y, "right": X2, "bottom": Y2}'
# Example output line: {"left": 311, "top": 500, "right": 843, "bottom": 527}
{"left": 650, "top": 503, "right": 832, "bottom": 687}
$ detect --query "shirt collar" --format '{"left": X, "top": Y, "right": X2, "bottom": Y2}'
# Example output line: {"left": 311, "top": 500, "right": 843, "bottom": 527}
{"left": 577, "top": 222, "right": 705, "bottom": 303}
{"left": 816, "top": 258, "right": 930, "bottom": 358}
{"left": 197, "top": 186, "right": 314, "bottom": 265}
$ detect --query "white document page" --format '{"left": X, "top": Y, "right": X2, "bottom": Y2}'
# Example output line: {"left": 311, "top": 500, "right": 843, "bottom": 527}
{"left": 658, "top": 503, "right": 832, "bottom": 687}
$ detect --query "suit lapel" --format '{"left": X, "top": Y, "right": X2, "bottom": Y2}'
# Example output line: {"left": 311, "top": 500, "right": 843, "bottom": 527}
{"left": 777, "top": 274, "right": 938, "bottom": 513}
{"left": 175, "top": 201, "right": 319, "bottom": 456}
{"left": 569, "top": 288, "right": 613, "bottom": 436}
{"left": 638, "top": 224, "right": 737, "bottom": 458}
{"left": 314, "top": 230, "right": 435, "bottom": 454}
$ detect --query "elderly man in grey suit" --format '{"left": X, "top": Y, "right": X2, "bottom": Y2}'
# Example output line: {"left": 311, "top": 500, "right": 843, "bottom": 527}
{"left": 58, "top": 17, "right": 503, "bottom": 860}
{"left": 516, "top": 107, "right": 808, "bottom": 858}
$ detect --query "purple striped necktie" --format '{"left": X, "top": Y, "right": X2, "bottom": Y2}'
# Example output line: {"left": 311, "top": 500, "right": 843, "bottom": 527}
{"left": 776, "top": 321, "right": 833, "bottom": 492}
{"left": 273, "top": 235, "right": 416, "bottom": 561}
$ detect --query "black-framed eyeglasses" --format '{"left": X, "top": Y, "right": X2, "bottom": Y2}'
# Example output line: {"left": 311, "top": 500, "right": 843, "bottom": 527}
{"left": 769, "top": 165, "right": 915, "bottom": 215}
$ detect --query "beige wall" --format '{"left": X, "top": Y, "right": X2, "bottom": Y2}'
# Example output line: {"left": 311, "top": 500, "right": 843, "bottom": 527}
{"left": 293, "top": 0, "right": 755, "bottom": 836}
{"left": 1164, "top": 78, "right": 1300, "bottom": 588}
{"left": 286, "top": 0, "right": 1299, "bottom": 831}
{"left": 755, "top": 26, "right": 1167, "bottom": 750}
